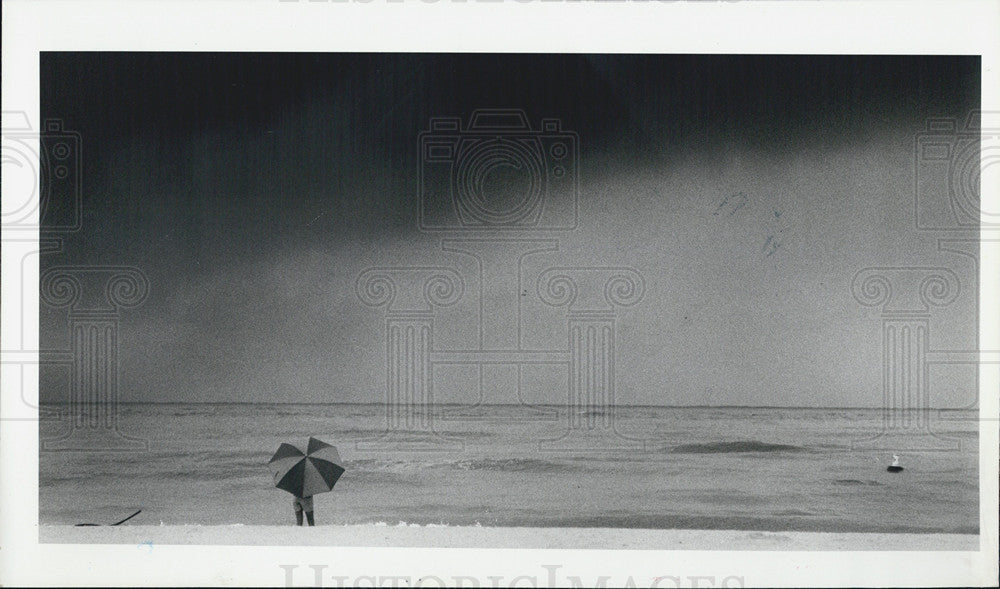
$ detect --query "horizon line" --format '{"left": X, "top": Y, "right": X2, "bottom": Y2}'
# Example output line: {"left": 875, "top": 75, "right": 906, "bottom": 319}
{"left": 36, "top": 401, "right": 977, "bottom": 411}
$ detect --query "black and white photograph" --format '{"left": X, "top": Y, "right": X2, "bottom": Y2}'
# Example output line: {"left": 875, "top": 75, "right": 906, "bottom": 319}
{"left": 2, "top": 1, "right": 998, "bottom": 587}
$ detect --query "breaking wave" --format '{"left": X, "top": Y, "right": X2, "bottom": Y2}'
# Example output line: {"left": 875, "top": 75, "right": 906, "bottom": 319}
{"left": 670, "top": 440, "right": 807, "bottom": 454}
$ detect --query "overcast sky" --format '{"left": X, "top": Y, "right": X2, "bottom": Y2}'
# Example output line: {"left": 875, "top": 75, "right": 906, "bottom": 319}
{"left": 40, "top": 53, "right": 979, "bottom": 407}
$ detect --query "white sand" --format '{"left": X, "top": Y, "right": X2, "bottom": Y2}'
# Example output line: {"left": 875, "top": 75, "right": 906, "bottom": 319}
{"left": 39, "top": 524, "right": 978, "bottom": 551}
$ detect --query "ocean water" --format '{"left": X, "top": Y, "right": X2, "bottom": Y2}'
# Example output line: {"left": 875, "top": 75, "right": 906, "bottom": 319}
{"left": 39, "top": 404, "right": 980, "bottom": 534}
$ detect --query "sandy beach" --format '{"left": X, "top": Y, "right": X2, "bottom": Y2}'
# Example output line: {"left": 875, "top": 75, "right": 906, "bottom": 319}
{"left": 40, "top": 524, "right": 979, "bottom": 551}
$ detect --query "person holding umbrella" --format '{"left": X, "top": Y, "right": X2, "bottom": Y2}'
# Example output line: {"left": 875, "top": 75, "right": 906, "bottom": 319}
{"left": 268, "top": 437, "right": 345, "bottom": 526}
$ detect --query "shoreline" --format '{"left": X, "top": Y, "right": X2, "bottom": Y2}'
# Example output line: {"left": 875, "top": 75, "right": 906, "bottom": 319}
{"left": 39, "top": 524, "right": 980, "bottom": 551}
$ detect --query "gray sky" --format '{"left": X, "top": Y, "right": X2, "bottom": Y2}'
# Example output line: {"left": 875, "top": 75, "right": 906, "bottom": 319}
{"left": 40, "top": 54, "right": 979, "bottom": 407}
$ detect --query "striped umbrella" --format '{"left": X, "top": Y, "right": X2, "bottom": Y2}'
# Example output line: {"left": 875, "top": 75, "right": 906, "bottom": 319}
{"left": 268, "top": 437, "right": 345, "bottom": 498}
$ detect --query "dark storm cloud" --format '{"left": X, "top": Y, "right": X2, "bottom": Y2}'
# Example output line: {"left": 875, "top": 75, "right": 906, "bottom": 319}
{"left": 40, "top": 53, "right": 979, "bottom": 405}
{"left": 41, "top": 54, "right": 978, "bottom": 254}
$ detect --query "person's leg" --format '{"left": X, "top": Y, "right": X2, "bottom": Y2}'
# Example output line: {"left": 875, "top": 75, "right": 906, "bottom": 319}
{"left": 305, "top": 511, "right": 315, "bottom": 526}
{"left": 300, "top": 496, "right": 315, "bottom": 526}
{"left": 295, "top": 509, "right": 304, "bottom": 526}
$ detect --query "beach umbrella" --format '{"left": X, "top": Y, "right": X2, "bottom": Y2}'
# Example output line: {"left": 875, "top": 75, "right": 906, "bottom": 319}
{"left": 268, "top": 437, "right": 345, "bottom": 498}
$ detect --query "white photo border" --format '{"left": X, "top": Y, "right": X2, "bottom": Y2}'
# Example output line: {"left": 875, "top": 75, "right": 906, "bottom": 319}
{"left": 2, "top": 0, "right": 998, "bottom": 587}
